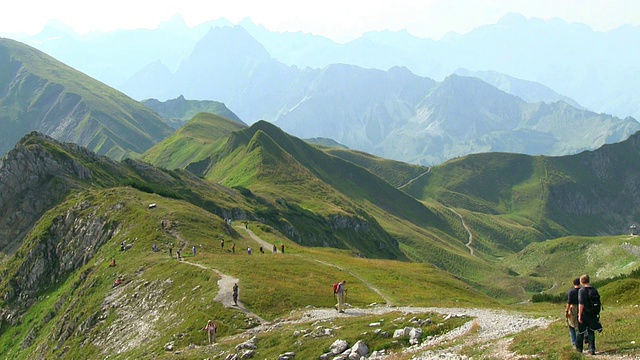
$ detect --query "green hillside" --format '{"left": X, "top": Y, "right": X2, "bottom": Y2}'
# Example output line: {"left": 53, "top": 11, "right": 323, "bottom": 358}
{"left": 141, "top": 112, "right": 247, "bottom": 169}
{"left": 0, "top": 38, "right": 173, "bottom": 159}
{"left": 403, "top": 133, "right": 640, "bottom": 246}
{"left": 2, "top": 129, "right": 640, "bottom": 358}
{"left": 323, "top": 147, "right": 429, "bottom": 188}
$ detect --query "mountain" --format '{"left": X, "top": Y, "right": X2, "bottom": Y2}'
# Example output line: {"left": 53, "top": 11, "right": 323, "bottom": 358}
{"left": 119, "top": 26, "right": 639, "bottom": 165}
{"left": 376, "top": 75, "right": 639, "bottom": 164}
{"left": 142, "top": 95, "right": 244, "bottom": 128}
{"left": 453, "top": 68, "right": 582, "bottom": 108}
{"left": 1, "top": 125, "right": 639, "bottom": 358}
{"left": 0, "top": 38, "right": 173, "bottom": 160}
{"left": 402, "top": 130, "right": 640, "bottom": 242}
{"left": 141, "top": 112, "right": 247, "bottom": 170}
{"left": 12, "top": 15, "right": 640, "bottom": 121}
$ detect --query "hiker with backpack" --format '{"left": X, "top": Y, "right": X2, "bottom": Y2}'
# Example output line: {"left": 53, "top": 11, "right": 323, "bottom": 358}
{"left": 565, "top": 277, "right": 580, "bottom": 348}
{"left": 576, "top": 274, "right": 602, "bottom": 355}
{"left": 334, "top": 280, "right": 347, "bottom": 313}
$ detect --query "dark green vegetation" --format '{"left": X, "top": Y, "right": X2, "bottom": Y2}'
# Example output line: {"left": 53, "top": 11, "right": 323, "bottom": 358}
{"left": 142, "top": 95, "right": 244, "bottom": 128}
{"left": 1, "top": 114, "right": 639, "bottom": 358}
{"left": 0, "top": 38, "right": 173, "bottom": 159}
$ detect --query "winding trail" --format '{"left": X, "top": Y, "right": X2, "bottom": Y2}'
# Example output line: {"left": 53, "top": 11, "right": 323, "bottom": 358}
{"left": 398, "top": 168, "right": 431, "bottom": 190}
{"left": 448, "top": 207, "right": 475, "bottom": 256}
{"left": 164, "top": 226, "right": 637, "bottom": 359}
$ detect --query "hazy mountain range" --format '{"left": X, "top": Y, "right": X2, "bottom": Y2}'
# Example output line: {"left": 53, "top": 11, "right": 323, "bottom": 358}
{"left": 123, "top": 26, "right": 638, "bottom": 164}
{"left": 10, "top": 13, "right": 640, "bottom": 122}
{"left": 1, "top": 32, "right": 637, "bottom": 165}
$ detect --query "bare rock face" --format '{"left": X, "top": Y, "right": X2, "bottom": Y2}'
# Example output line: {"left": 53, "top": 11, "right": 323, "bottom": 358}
{"left": 1, "top": 198, "right": 120, "bottom": 324}
{"left": 0, "top": 132, "right": 98, "bottom": 255}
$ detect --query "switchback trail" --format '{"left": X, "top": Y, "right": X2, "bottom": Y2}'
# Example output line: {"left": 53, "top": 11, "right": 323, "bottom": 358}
{"left": 448, "top": 207, "right": 475, "bottom": 256}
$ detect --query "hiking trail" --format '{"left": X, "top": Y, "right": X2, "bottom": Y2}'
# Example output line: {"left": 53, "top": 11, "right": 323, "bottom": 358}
{"left": 398, "top": 168, "right": 431, "bottom": 190}
{"left": 448, "top": 207, "right": 475, "bottom": 256}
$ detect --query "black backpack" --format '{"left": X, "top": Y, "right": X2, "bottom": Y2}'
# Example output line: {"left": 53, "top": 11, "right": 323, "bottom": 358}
{"left": 584, "top": 287, "right": 601, "bottom": 315}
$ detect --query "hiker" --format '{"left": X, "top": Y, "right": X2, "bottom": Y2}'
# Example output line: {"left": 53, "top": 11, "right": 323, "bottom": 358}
{"left": 273, "top": 244, "right": 277, "bottom": 253}
{"left": 281, "top": 244, "right": 285, "bottom": 254}
{"left": 565, "top": 277, "right": 580, "bottom": 348}
{"left": 576, "top": 274, "right": 602, "bottom": 355}
{"left": 203, "top": 320, "right": 217, "bottom": 344}
{"left": 108, "top": 258, "right": 116, "bottom": 267}
{"left": 335, "top": 280, "right": 347, "bottom": 313}
{"left": 169, "top": 247, "right": 172, "bottom": 258}
{"left": 221, "top": 239, "right": 225, "bottom": 250}
{"left": 113, "top": 276, "right": 122, "bottom": 288}
{"left": 192, "top": 245, "right": 197, "bottom": 257}
{"left": 259, "top": 245, "right": 264, "bottom": 254}
{"left": 233, "top": 283, "right": 239, "bottom": 306}
{"left": 232, "top": 244, "right": 235, "bottom": 254}
{"left": 245, "top": 221, "right": 248, "bottom": 229}
{"left": 247, "top": 247, "right": 252, "bottom": 255}
{"left": 176, "top": 249, "right": 182, "bottom": 260}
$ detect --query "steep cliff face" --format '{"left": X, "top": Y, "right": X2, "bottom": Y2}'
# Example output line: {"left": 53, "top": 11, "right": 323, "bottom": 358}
{"left": 0, "top": 132, "right": 98, "bottom": 255}
{"left": 1, "top": 199, "right": 119, "bottom": 325}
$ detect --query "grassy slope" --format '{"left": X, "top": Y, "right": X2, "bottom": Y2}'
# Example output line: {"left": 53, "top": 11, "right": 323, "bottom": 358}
{"left": 141, "top": 113, "right": 247, "bottom": 170}
{"left": 0, "top": 187, "right": 493, "bottom": 359}
{"left": 322, "top": 147, "right": 429, "bottom": 188}
{"left": 0, "top": 38, "right": 173, "bottom": 159}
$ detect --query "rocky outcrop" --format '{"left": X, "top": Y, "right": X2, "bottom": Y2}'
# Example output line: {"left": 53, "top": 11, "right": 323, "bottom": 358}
{"left": 1, "top": 198, "right": 120, "bottom": 323}
{"left": 0, "top": 133, "right": 97, "bottom": 255}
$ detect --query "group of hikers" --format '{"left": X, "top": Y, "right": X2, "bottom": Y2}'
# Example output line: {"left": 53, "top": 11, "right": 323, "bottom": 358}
{"left": 565, "top": 274, "right": 602, "bottom": 355}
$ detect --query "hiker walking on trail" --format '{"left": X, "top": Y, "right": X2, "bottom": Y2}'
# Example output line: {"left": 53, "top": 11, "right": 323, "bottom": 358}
{"left": 233, "top": 283, "right": 239, "bottom": 306}
{"left": 273, "top": 244, "right": 277, "bottom": 253}
{"left": 260, "top": 245, "right": 264, "bottom": 254}
{"left": 192, "top": 245, "right": 197, "bottom": 257}
{"left": 203, "top": 320, "right": 217, "bottom": 344}
{"left": 232, "top": 244, "right": 235, "bottom": 254}
{"left": 281, "top": 244, "right": 285, "bottom": 254}
{"left": 565, "top": 277, "right": 580, "bottom": 348}
{"left": 221, "top": 239, "right": 224, "bottom": 250}
{"left": 169, "top": 247, "right": 172, "bottom": 258}
{"left": 576, "top": 274, "right": 602, "bottom": 355}
{"left": 335, "top": 280, "right": 347, "bottom": 313}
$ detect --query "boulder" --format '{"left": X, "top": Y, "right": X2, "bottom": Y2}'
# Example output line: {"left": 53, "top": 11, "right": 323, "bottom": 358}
{"left": 409, "top": 327, "right": 423, "bottom": 345}
{"left": 350, "top": 340, "right": 368, "bottom": 357}
{"left": 329, "top": 339, "right": 349, "bottom": 354}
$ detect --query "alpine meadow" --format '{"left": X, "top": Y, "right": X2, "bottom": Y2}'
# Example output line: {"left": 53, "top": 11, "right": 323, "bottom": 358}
{"left": 1, "top": 9, "right": 640, "bottom": 360}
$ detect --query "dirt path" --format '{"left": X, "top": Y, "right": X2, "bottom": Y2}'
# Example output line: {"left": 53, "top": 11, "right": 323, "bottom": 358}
{"left": 448, "top": 207, "right": 475, "bottom": 256}
{"left": 236, "top": 226, "right": 275, "bottom": 251}
{"left": 398, "top": 168, "right": 431, "bottom": 190}
{"left": 182, "top": 260, "right": 268, "bottom": 324}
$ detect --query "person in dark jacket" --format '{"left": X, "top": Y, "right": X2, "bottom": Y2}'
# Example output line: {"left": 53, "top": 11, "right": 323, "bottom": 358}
{"left": 576, "top": 274, "right": 602, "bottom": 355}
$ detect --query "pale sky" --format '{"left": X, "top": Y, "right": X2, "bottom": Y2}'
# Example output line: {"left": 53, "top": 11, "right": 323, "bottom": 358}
{"left": 2, "top": 0, "right": 639, "bottom": 42}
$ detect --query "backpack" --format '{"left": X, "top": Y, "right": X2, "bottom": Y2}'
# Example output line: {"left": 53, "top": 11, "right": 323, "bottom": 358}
{"left": 584, "top": 287, "right": 601, "bottom": 315}
{"left": 333, "top": 283, "right": 339, "bottom": 294}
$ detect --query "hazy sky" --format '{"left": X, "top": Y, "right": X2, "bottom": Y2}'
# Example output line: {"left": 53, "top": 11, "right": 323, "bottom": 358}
{"left": 3, "top": 0, "right": 639, "bottom": 42}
